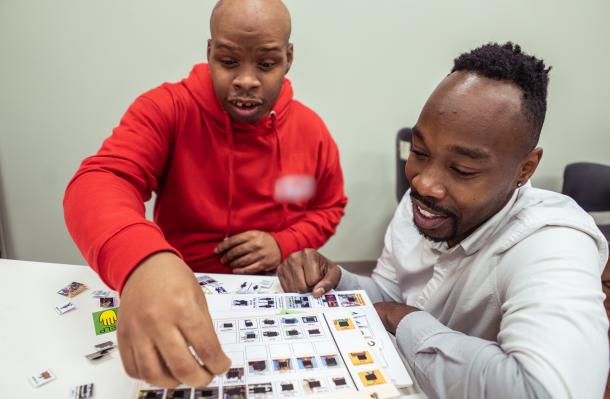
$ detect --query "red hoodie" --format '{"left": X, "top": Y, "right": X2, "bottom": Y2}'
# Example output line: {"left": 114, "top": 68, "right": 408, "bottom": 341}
{"left": 64, "top": 64, "right": 347, "bottom": 292}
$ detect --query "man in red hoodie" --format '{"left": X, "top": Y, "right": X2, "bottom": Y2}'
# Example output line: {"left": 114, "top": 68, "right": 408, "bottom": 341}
{"left": 63, "top": 0, "right": 347, "bottom": 388}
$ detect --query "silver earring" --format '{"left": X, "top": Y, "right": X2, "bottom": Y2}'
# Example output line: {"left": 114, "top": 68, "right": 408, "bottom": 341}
{"left": 517, "top": 182, "right": 522, "bottom": 187}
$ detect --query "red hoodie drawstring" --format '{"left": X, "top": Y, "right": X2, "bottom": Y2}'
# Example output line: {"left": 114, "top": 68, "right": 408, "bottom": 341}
{"left": 223, "top": 112, "right": 234, "bottom": 237}
{"left": 268, "top": 111, "right": 288, "bottom": 229}
{"left": 224, "top": 111, "right": 287, "bottom": 237}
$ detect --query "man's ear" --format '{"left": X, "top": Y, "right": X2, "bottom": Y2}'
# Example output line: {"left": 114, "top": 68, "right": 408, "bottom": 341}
{"left": 285, "top": 43, "right": 294, "bottom": 74}
{"left": 207, "top": 39, "right": 212, "bottom": 61}
{"left": 516, "top": 147, "right": 543, "bottom": 186}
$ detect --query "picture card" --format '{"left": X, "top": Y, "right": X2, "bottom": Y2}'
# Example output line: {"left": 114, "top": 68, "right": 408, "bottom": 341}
{"left": 28, "top": 369, "right": 56, "bottom": 388}
{"left": 164, "top": 387, "right": 191, "bottom": 399}
{"left": 58, "top": 282, "right": 87, "bottom": 298}
{"left": 222, "top": 385, "right": 246, "bottom": 399}
{"left": 338, "top": 293, "right": 366, "bottom": 307}
{"left": 94, "top": 341, "right": 114, "bottom": 350}
{"left": 284, "top": 295, "right": 311, "bottom": 309}
{"left": 272, "top": 358, "right": 293, "bottom": 372}
{"left": 69, "top": 383, "right": 94, "bottom": 399}
{"left": 135, "top": 387, "right": 164, "bottom": 398}
{"left": 92, "top": 307, "right": 119, "bottom": 335}
{"left": 91, "top": 289, "right": 111, "bottom": 298}
{"left": 256, "top": 296, "right": 278, "bottom": 309}
{"left": 224, "top": 367, "right": 245, "bottom": 384}
{"left": 85, "top": 348, "right": 112, "bottom": 361}
{"left": 275, "top": 380, "right": 299, "bottom": 396}
{"left": 358, "top": 370, "right": 386, "bottom": 386}
{"left": 99, "top": 297, "right": 116, "bottom": 308}
{"left": 247, "top": 359, "right": 269, "bottom": 375}
{"left": 248, "top": 382, "right": 273, "bottom": 398}
{"left": 349, "top": 351, "right": 373, "bottom": 366}
{"left": 55, "top": 301, "right": 75, "bottom": 315}
{"left": 231, "top": 297, "right": 254, "bottom": 309}
{"left": 259, "top": 279, "right": 273, "bottom": 289}
{"left": 193, "top": 387, "right": 219, "bottom": 399}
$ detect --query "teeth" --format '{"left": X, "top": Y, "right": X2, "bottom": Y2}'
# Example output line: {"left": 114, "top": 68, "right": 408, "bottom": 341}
{"left": 418, "top": 205, "right": 439, "bottom": 218}
{"left": 234, "top": 101, "right": 258, "bottom": 109}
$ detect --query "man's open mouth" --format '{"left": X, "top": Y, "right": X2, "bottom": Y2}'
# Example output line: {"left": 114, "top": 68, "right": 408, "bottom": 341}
{"left": 416, "top": 204, "right": 445, "bottom": 218}
{"left": 227, "top": 98, "right": 264, "bottom": 120}
{"left": 412, "top": 199, "right": 452, "bottom": 230}
{"left": 229, "top": 98, "right": 263, "bottom": 109}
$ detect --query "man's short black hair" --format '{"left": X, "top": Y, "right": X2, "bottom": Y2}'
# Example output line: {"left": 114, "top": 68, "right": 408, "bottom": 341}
{"left": 452, "top": 42, "right": 551, "bottom": 150}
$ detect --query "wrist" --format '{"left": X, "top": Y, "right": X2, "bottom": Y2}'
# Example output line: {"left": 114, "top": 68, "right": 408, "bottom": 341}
{"left": 333, "top": 264, "right": 342, "bottom": 289}
{"left": 335, "top": 265, "right": 354, "bottom": 291}
{"left": 391, "top": 306, "right": 422, "bottom": 333}
{"left": 125, "top": 251, "right": 183, "bottom": 289}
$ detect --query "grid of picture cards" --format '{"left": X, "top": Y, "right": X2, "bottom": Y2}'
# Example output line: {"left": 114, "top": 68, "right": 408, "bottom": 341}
{"left": 134, "top": 290, "right": 412, "bottom": 399}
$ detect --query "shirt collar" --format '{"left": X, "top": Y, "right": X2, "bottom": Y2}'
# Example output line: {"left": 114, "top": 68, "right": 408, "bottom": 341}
{"left": 458, "top": 188, "right": 520, "bottom": 255}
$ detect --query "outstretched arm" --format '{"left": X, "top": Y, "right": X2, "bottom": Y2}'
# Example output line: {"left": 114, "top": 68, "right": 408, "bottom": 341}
{"left": 64, "top": 88, "right": 179, "bottom": 291}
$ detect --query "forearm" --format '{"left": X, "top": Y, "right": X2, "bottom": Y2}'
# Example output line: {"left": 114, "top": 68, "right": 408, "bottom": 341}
{"left": 396, "top": 312, "right": 551, "bottom": 399}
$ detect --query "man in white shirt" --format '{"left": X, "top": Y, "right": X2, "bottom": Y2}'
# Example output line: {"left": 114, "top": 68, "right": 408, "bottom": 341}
{"left": 277, "top": 42, "right": 609, "bottom": 398}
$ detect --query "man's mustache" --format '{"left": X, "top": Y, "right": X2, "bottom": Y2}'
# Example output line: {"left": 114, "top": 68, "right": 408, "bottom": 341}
{"left": 410, "top": 189, "right": 457, "bottom": 220}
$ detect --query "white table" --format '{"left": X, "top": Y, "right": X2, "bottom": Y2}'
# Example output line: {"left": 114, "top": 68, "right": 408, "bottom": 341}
{"left": 0, "top": 259, "right": 425, "bottom": 398}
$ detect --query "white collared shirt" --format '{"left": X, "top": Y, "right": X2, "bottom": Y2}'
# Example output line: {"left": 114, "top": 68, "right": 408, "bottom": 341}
{"left": 338, "top": 184, "right": 609, "bottom": 399}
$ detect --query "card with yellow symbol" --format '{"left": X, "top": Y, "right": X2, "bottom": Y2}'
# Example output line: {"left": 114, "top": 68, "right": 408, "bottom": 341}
{"left": 333, "top": 318, "right": 354, "bottom": 330}
{"left": 92, "top": 307, "right": 119, "bottom": 335}
{"left": 358, "top": 370, "right": 386, "bottom": 386}
{"left": 349, "top": 351, "right": 373, "bottom": 365}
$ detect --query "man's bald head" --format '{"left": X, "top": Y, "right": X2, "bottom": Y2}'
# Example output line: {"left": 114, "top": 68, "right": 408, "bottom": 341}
{"left": 210, "top": 0, "right": 292, "bottom": 44}
{"left": 206, "top": 0, "right": 294, "bottom": 123}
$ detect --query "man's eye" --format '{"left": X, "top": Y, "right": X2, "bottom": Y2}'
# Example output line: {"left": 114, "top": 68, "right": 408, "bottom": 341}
{"left": 258, "top": 61, "right": 276, "bottom": 70}
{"left": 410, "top": 148, "right": 428, "bottom": 159}
{"left": 221, "top": 59, "right": 237, "bottom": 67}
{"left": 452, "top": 167, "right": 477, "bottom": 177}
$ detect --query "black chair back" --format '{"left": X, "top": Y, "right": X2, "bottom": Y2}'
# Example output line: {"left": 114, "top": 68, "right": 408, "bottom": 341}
{"left": 562, "top": 162, "right": 610, "bottom": 212}
{"left": 396, "top": 127, "right": 412, "bottom": 202}
{"left": 561, "top": 162, "right": 610, "bottom": 241}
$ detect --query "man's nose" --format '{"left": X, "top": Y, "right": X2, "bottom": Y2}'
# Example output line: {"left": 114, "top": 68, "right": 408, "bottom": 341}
{"left": 410, "top": 167, "right": 446, "bottom": 199}
{"left": 233, "top": 68, "right": 261, "bottom": 92}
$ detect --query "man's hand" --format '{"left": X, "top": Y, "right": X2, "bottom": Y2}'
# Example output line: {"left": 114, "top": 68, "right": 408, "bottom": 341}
{"left": 374, "top": 302, "right": 421, "bottom": 335}
{"left": 277, "top": 249, "right": 341, "bottom": 297}
{"left": 118, "top": 252, "right": 231, "bottom": 388}
{"left": 214, "top": 230, "right": 281, "bottom": 274}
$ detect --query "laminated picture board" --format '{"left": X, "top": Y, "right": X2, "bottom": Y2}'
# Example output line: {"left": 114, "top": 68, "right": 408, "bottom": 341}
{"left": 134, "top": 290, "right": 412, "bottom": 399}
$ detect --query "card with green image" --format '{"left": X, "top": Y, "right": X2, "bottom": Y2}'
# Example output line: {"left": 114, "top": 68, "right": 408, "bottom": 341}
{"left": 92, "top": 307, "right": 119, "bottom": 335}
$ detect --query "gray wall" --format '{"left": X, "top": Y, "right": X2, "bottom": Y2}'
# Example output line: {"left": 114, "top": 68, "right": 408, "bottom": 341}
{"left": 1, "top": 0, "right": 609, "bottom": 266}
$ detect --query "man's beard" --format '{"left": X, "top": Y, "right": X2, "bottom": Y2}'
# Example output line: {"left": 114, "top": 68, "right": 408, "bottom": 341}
{"left": 410, "top": 189, "right": 459, "bottom": 243}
